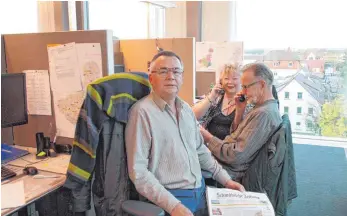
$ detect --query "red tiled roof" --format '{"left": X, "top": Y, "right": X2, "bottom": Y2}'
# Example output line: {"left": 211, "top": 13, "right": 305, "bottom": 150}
{"left": 306, "top": 60, "right": 325, "bottom": 72}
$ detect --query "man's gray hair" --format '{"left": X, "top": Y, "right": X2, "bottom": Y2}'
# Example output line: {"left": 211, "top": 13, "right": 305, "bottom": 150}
{"left": 149, "top": 51, "right": 184, "bottom": 72}
{"left": 241, "top": 63, "right": 274, "bottom": 86}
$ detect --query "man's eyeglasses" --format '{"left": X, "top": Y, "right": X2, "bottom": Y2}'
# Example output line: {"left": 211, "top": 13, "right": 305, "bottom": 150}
{"left": 151, "top": 67, "right": 184, "bottom": 77}
{"left": 241, "top": 80, "right": 262, "bottom": 89}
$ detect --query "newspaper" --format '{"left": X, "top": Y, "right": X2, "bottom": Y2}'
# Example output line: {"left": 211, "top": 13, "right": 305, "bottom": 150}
{"left": 206, "top": 187, "right": 275, "bottom": 216}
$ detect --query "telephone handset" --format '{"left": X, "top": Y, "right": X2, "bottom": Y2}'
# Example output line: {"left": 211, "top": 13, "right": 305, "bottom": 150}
{"left": 216, "top": 81, "right": 245, "bottom": 102}
{"left": 217, "top": 80, "right": 225, "bottom": 95}
{"left": 238, "top": 94, "right": 246, "bottom": 102}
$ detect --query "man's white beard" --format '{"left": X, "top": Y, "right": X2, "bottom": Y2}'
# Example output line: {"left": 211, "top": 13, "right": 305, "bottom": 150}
{"left": 247, "top": 96, "right": 258, "bottom": 105}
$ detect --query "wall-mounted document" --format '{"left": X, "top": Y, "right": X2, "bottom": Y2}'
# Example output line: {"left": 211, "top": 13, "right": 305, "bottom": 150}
{"left": 76, "top": 43, "right": 103, "bottom": 90}
{"left": 47, "top": 42, "right": 83, "bottom": 93}
{"left": 23, "top": 70, "right": 52, "bottom": 116}
{"left": 47, "top": 43, "right": 103, "bottom": 138}
{"left": 196, "top": 41, "right": 244, "bottom": 82}
{"left": 196, "top": 42, "right": 217, "bottom": 72}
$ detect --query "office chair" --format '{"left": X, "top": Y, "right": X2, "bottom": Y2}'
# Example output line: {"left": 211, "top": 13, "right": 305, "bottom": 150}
{"left": 67, "top": 71, "right": 217, "bottom": 216}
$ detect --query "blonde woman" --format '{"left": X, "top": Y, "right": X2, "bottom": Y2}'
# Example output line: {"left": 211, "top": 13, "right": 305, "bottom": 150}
{"left": 193, "top": 64, "right": 247, "bottom": 140}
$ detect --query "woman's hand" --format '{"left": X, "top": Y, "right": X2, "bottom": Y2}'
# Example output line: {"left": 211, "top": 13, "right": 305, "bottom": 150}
{"left": 208, "top": 83, "right": 223, "bottom": 103}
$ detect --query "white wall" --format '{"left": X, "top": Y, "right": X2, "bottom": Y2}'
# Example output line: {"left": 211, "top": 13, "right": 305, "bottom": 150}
{"left": 202, "top": 1, "right": 236, "bottom": 41}
{"left": 278, "top": 80, "right": 321, "bottom": 134}
{"left": 165, "top": 1, "right": 187, "bottom": 38}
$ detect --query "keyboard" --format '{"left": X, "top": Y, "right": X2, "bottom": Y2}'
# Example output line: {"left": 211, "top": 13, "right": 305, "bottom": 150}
{"left": 1, "top": 166, "right": 17, "bottom": 181}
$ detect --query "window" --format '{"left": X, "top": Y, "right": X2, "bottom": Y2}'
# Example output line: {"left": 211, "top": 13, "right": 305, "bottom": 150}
{"left": 148, "top": 4, "right": 166, "bottom": 38}
{"left": 288, "top": 61, "right": 293, "bottom": 67}
{"left": 297, "top": 107, "right": 302, "bottom": 114}
{"left": 0, "top": 1, "right": 38, "bottom": 34}
{"left": 284, "top": 106, "right": 289, "bottom": 114}
{"left": 89, "top": 1, "right": 149, "bottom": 39}
{"left": 307, "top": 121, "right": 313, "bottom": 130}
{"left": 308, "top": 107, "right": 314, "bottom": 115}
{"left": 237, "top": 1, "right": 347, "bottom": 215}
{"left": 297, "top": 92, "right": 303, "bottom": 99}
{"left": 273, "top": 61, "right": 280, "bottom": 67}
{"left": 89, "top": 2, "right": 166, "bottom": 39}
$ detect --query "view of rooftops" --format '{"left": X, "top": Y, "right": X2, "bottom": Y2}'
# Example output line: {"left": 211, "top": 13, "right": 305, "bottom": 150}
{"left": 238, "top": 2, "right": 347, "bottom": 214}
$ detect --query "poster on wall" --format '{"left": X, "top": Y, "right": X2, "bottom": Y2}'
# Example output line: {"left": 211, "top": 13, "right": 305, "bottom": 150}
{"left": 47, "top": 43, "right": 103, "bottom": 138}
{"left": 214, "top": 42, "right": 244, "bottom": 82}
{"left": 196, "top": 41, "right": 244, "bottom": 82}
{"left": 196, "top": 42, "right": 217, "bottom": 72}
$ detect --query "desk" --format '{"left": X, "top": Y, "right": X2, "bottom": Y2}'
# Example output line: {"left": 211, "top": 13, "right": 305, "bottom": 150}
{"left": 1, "top": 147, "right": 70, "bottom": 216}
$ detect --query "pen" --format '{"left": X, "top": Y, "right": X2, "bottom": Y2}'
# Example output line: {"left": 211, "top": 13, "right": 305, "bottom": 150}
{"left": 33, "top": 175, "right": 60, "bottom": 179}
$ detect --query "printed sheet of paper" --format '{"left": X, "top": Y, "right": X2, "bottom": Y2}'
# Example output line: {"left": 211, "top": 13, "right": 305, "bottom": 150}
{"left": 207, "top": 187, "right": 275, "bottom": 216}
{"left": 23, "top": 70, "right": 52, "bottom": 115}
{"left": 53, "top": 91, "right": 85, "bottom": 138}
{"left": 196, "top": 41, "right": 244, "bottom": 82}
{"left": 1, "top": 181, "right": 26, "bottom": 209}
{"left": 48, "top": 43, "right": 103, "bottom": 138}
{"left": 47, "top": 42, "right": 83, "bottom": 93}
{"left": 76, "top": 43, "right": 103, "bottom": 90}
{"left": 214, "top": 42, "right": 244, "bottom": 82}
{"left": 196, "top": 42, "right": 217, "bottom": 72}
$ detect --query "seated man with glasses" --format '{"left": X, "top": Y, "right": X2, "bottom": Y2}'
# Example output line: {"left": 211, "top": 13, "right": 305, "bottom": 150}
{"left": 200, "top": 63, "right": 282, "bottom": 182}
{"left": 126, "top": 51, "right": 245, "bottom": 216}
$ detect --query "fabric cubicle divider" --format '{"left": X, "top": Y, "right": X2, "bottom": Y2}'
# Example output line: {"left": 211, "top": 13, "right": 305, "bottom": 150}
{"left": 2, "top": 30, "right": 114, "bottom": 147}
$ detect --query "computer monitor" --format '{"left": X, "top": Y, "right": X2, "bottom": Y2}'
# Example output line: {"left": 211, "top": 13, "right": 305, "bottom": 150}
{"left": 1, "top": 73, "right": 28, "bottom": 128}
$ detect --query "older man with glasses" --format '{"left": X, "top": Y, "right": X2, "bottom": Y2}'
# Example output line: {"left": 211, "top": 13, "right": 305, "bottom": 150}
{"left": 125, "top": 51, "right": 244, "bottom": 216}
{"left": 200, "top": 63, "right": 282, "bottom": 183}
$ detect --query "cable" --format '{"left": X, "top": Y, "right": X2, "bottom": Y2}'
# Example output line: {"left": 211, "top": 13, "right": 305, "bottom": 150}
{"left": 19, "top": 157, "right": 50, "bottom": 168}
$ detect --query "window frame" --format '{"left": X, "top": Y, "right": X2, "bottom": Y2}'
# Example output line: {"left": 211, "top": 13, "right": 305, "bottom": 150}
{"left": 297, "top": 92, "right": 303, "bottom": 100}
{"left": 297, "top": 107, "right": 302, "bottom": 114}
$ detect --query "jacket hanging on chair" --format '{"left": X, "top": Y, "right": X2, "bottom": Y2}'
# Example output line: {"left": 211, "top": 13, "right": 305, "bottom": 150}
{"left": 64, "top": 72, "right": 151, "bottom": 215}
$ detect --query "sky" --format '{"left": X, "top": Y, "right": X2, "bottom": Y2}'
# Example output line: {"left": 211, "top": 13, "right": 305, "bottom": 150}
{"left": 237, "top": 0, "right": 347, "bottom": 49}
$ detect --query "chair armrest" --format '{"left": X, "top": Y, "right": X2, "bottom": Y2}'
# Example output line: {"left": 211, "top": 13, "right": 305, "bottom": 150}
{"left": 122, "top": 200, "right": 165, "bottom": 216}
{"left": 201, "top": 170, "right": 213, "bottom": 179}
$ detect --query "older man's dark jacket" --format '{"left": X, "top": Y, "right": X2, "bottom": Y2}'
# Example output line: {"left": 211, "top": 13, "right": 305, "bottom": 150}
{"left": 241, "top": 114, "right": 297, "bottom": 216}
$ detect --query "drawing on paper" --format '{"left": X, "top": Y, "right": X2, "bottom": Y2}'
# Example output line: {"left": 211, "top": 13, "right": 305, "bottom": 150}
{"left": 82, "top": 61, "right": 101, "bottom": 88}
{"left": 48, "top": 43, "right": 103, "bottom": 138}
{"left": 198, "top": 48, "right": 214, "bottom": 68}
{"left": 227, "top": 45, "right": 243, "bottom": 65}
{"left": 56, "top": 91, "right": 84, "bottom": 125}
